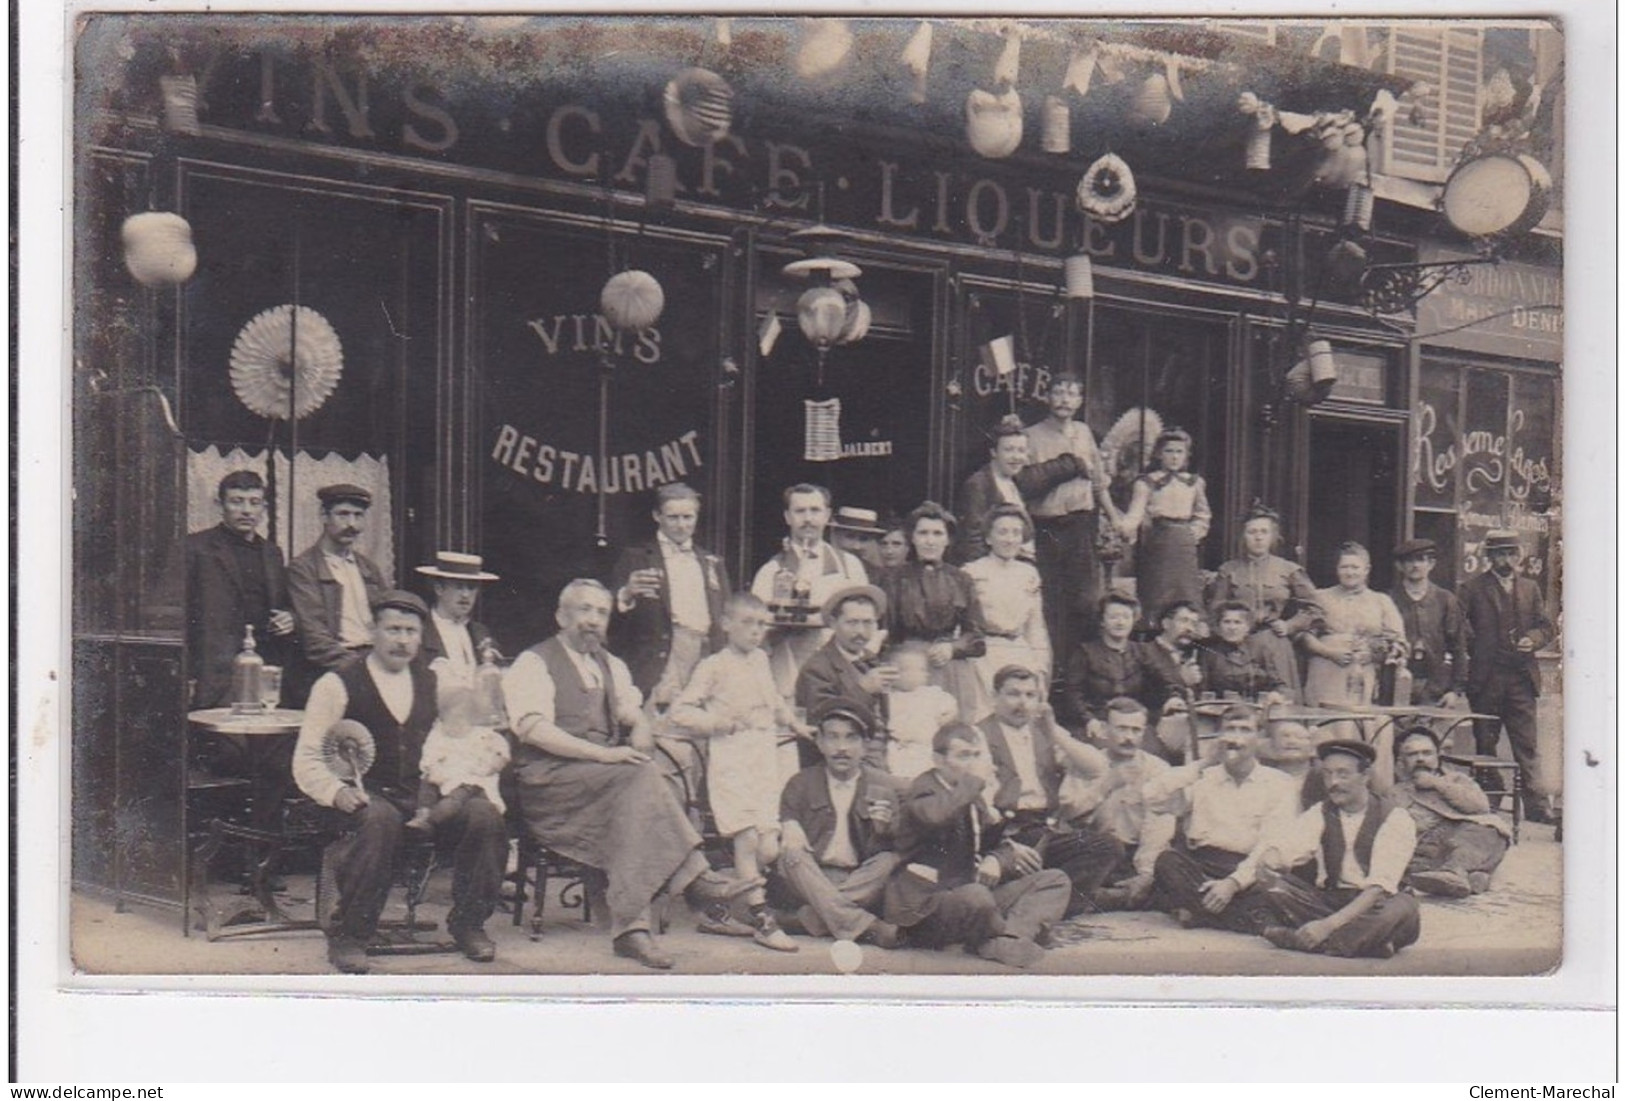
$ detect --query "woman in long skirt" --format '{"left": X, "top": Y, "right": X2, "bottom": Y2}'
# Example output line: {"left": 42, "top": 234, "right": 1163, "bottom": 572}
{"left": 963, "top": 503, "right": 1052, "bottom": 720}
{"left": 1204, "top": 503, "right": 1322, "bottom": 703}
{"left": 879, "top": 501, "right": 987, "bottom": 720}
{"left": 1119, "top": 429, "right": 1211, "bottom": 627}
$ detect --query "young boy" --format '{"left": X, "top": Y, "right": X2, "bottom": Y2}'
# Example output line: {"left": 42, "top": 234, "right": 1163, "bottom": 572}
{"left": 671, "top": 592, "right": 815, "bottom": 951}
{"left": 883, "top": 641, "right": 961, "bottom": 782}
{"left": 408, "top": 685, "right": 511, "bottom": 830}
{"left": 1198, "top": 601, "right": 1295, "bottom": 704}
{"left": 886, "top": 722, "right": 1071, "bottom": 968}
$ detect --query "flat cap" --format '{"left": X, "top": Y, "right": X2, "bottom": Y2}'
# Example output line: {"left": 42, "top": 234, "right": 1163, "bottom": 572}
{"left": 370, "top": 589, "right": 428, "bottom": 620}
{"left": 1481, "top": 529, "right": 1522, "bottom": 553}
{"left": 317, "top": 483, "right": 372, "bottom": 508}
{"left": 1316, "top": 738, "right": 1377, "bottom": 765}
{"left": 1392, "top": 538, "right": 1438, "bottom": 560}
{"left": 809, "top": 697, "right": 875, "bottom": 739}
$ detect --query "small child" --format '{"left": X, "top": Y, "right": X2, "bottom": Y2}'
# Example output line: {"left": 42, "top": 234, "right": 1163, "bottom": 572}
{"left": 408, "top": 686, "right": 511, "bottom": 830}
{"left": 670, "top": 592, "right": 814, "bottom": 952}
{"left": 882, "top": 641, "right": 961, "bottom": 782}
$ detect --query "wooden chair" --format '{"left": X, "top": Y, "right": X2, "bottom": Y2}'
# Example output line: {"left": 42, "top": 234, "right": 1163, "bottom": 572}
{"left": 1442, "top": 753, "right": 1523, "bottom": 843}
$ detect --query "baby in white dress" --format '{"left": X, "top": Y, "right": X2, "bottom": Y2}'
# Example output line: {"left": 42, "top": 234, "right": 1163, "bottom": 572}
{"left": 408, "top": 686, "right": 510, "bottom": 829}
{"left": 883, "top": 642, "right": 961, "bottom": 782}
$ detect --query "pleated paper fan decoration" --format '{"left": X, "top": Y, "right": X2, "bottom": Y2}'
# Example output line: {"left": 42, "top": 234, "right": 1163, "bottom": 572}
{"left": 229, "top": 304, "right": 344, "bottom": 420}
{"left": 320, "top": 719, "right": 375, "bottom": 787}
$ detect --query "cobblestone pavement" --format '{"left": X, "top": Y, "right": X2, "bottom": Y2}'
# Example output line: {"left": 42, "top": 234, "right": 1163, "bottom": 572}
{"left": 71, "top": 822, "right": 1561, "bottom": 980}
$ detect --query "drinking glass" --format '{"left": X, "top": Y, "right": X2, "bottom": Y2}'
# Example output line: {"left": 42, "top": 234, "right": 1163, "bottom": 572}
{"left": 259, "top": 665, "right": 283, "bottom": 710}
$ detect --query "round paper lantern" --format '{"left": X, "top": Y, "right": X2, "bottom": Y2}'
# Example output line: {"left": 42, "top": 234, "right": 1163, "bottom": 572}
{"left": 796, "top": 286, "right": 847, "bottom": 349}
{"left": 966, "top": 87, "right": 1023, "bottom": 159}
{"left": 600, "top": 270, "right": 665, "bottom": 334}
{"left": 663, "top": 67, "right": 734, "bottom": 148}
{"left": 1041, "top": 96, "right": 1071, "bottom": 154}
{"left": 228, "top": 304, "right": 344, "bottom": 421}
{"left": 121, "top": 211, "right": 197, "bottom": 286}
{"left": 1129, "top": 72, "right": 1173, "bottom": 126}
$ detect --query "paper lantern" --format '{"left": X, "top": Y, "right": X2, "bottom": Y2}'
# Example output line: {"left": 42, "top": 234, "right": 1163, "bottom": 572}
{"left": 158, "top": 74, "right": 201, "bottom": 135}
{"left": 600, "top": 270, "right": 665, "bottom": 334}
{"left": 646, "top": 153, "right": 678, "bottom": 208}
{"left": 966, "top": 87, "right": 1023, "bottom": 159}
{"left": 1064, "top": 253, "right": 1095, "bottom": 299}
{"left": 1325, "top": 239, "right": 1368, "bottom": 289}
{"left": 1129, "top": 73, "right": 1172, "bottom": 126}
{"left": 1042, "top": 96, "right": 1071, "bottom": 154}
{"left": 228, "top": 305, "right": 344, "bottom": 420}
{"left": 796, "top": 286, "right": 847, "bottom": 349}
{"left": 121, "top": 211, "right": 198, "bottom": 286}
{"left": 1343, "top": 184, "right": 1374, "bottom": 231}
{"left": 663, "top": 68, "right": 733, "bottom": 148}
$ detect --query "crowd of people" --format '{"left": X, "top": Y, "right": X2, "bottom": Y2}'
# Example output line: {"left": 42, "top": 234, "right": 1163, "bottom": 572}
{"left": 185, "top": 373, "right": 1554, "bottom": 974}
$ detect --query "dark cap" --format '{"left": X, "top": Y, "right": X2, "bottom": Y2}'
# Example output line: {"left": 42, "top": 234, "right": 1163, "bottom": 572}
{"left": 809, "top": 697, "right": 874, "bottom": 739}
{"left": 1482, "top": 529, "right": 1521, "bottom": 553}
{"left": 1315, "top": 738, "right": 1377, "bottom": 766}
{"left": 317, "top": 483, "right": 373, "bottom": 509}
{"left": 1392, "top": 538, "right": 1438, "bottom": 561}
{"left": 370, "top": 589, "right": 428, "bottom": 621}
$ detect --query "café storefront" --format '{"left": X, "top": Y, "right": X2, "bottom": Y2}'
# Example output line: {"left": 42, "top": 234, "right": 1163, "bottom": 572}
{"left": 74, "top": 17, "right": 1519, "bottom": 906}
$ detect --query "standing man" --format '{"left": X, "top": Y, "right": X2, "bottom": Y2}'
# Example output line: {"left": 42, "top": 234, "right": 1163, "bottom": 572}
{"left": 772, "top": 699, "right": 905, "bottom": 949}
{"left": 975, "top": 666, "right": 1126, "bottom": 916}
{"left": 414, "top": 552, "right": 498, "bottom": 691}
{"left": 955, "top": 415, "right": 1089, "bottom": 564}
{"left": 500, "top": 579, "right": 757, "bottom": 970}
{"left": 1392, "top": 726, "right": 1510, "bottom": 898}
{"left": 1255, "top": 740, "right": 1422, "bottom": 959}
{"left": 610, "top": 483, "right": 730, "bottom": 707}
{"left": 291, "top": 591, "right": 508, "bottom": 973}
{"left": 1146, "top": 705, "right": 1297, "bottom": 935}
{"left": 1459, "top": 529, "right": 1556, "bottom": 823}
{"left": 286, "top": 484, "right": 388, "bottom": 706}
{"left": 1387, "top": 538, "right": 1470, "bottom": 708}
{"left": 828, "top": 506, "right": 890, "bottom": 572}
{"left": 186, "top": 470, "right": 296, "bottom": 709}
{"left": 1022, "top": 372, "right": 1119, "bottom": 670}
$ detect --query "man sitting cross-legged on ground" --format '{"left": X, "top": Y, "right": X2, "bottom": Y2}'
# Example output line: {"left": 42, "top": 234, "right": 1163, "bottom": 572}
{"left": 1146, "top": 704, "right": 1297, "bottom": 935}
{"left": 1254, "top": 739, "right": 1422, "bottom": 959}
{"left": 1391, "top": 725, "right": 1510, "bottom": 898}
{"left": 886, "top": 722, "right": 1072, "bottom": 968}
{"left": 976, "top": 665, "right": 1126, "bottom": 917}
{"left": 1056, "top": 696, "right": 1177, "bottom": 911}
{"left": 769, "top": 698, "right": 906, "bottom": 950}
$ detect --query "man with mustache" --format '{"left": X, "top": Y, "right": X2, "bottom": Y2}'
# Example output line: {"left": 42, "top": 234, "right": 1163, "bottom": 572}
{"left": 413, "top": 551, "right": 498, "bottom": 692}
{"left": 1254, "top": 739, "right": 1422, "bottom": 959}
{"left": 1459, "top": 529, "right": 1557, "bottom": 825}
{"left": 501, "top": 579, "right": 757, "bottom": 970}
{"left": 794, "top": 586, "right": 894, "bottom": 769}
{"left": 1146, "top": 705, "right": 1296, "bottom": 934}
{"left": 1392, "top": 726, "right": 1510, "bottom": 898}
{"left": 292, "top": 591, "right": 508, "bottom": 973}
{"left": 286, "top": 484, "right": 388, "bottom": 706}
{"left": 1137, "top": 600, "right": 1209, "bottom": 763}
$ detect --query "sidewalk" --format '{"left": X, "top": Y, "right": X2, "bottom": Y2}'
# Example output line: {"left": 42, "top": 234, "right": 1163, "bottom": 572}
{"left": 70, "top": 822, "right": 1561, "bottom": 979}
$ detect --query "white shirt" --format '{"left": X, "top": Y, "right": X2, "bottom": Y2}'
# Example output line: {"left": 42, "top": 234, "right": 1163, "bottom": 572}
{"left": 292, "top": 656, "right": 415, "bottom": 807}
{"left": 323, "top": 550, "right": 374, "bottom": 647}
{"left": 1145, "top": 761, "right": 1297, "bottom": 870}
{"left": 501, "top": 645, "right": 644, "bottom": 748}
{"left": 658, "top": 535, "right": 712, "bottom": 634}
{"left": 823, "top": 771, "right": 861, "bottom": 868}
{"left": 430, "top": 610, "right": 477, "bottom": 689}
{"left": 998, "top": 721, "right": 1050, "bottom": 811}
{"left": 1243, "top": 800, "right": 1418, "bottom": 894}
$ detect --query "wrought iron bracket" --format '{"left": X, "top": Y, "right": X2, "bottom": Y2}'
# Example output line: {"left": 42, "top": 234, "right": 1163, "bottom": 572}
{"left": 1358, "top": 253, "right": 1502, "bottom": 316}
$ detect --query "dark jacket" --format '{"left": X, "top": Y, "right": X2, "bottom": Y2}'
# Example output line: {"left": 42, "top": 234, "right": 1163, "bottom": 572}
{"left": 794, "top": 638, "right": 884, "bottom": 721}
{"left": 954, "top": 452, "right": 1087, "bottom": 563}
{"left": 778, "top": 763, "right": 896, "bottom": 865}
{"left": 285, "top": 542, "right": 388, "bottom": 705}
{"left": 185, "top": 524, "right": 291, "bottom": 708}
{"left": 894, "top": 767, "right": 1006, "bottom": 888}
{"left": 608, "top": 539, "right": 730, "bottom": 696}
{"left": 1458, "top": 571, "right": 1552, "bottom": 695}
{"left": 415, "top": 615, "right": 494, "bottom": 673}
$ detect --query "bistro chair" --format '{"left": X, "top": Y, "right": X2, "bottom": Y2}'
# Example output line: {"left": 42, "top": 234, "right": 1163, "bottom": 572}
{"left": 1441, "top": 752, "right": 1524, "bottom": 844}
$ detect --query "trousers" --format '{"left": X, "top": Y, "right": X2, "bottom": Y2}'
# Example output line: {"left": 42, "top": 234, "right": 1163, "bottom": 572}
{"left": 1469, "top": 672, "right": 1542, "bottom": 793}
{"left": 775, "top": 849, "right": 900, "bottom": 941}
{"left": 1259, "top": 873, "right": 1422, "bottom": 958}
{"left": 1007, "top": 820, "right": 1126, "bottom": 916}
{"left": 325, "top": 789, "right": 507, "bottom": 944}
{"left": 1408, "top": 821, "right": 1509, "bottom": 880}
{"left": 908, "top": 869, "right": 1072, "bottom": 949}
{"left": 1034, "top": 512, "right": 1102, "bottom": 679}
{"left": 1152, "top": 843, "right": 1275, "bottom": 935}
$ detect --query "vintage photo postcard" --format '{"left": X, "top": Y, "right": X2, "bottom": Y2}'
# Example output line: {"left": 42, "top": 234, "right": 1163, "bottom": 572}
{"left": 58, "top": 8, "right": 1589, "bottom": 994}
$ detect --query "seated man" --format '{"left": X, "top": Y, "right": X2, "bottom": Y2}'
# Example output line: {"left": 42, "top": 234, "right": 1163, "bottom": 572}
{"left": 888, "top": 722, "right": 1072, "bottom": 968}
{"left": 291, "top": 591, "right": 507, "bottom": 974}
{"left": 794, "top": 585, "right": 894, "bottom": 769}
{"left": 500, "top": 579, "right": 756, "bottom": 970}
{"left": 1057, "top": 696, "right": 1177, "bottom": 910}
{"left": 771, "top": 699, "right": 904, "bottom": 949}
{"left": 1392, "top": 726, "right": 1510, "bottom": 898}
{"left": 976, "top": 665, "right": 1125, "bottom": 916}
{"left": 1146, "top": 704, "right": 1297, "bottom": 934}
{"left": 1254, "top": 739, "right": 1422, "bottom": 959}
{"left": 1260, "top": 720, "right": 1325, "bottom": 811}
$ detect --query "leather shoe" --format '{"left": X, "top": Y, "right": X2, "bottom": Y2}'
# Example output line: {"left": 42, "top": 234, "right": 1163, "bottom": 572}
{"left": 326, "top": 935, "right": 371, "bottom": 974}
{"left": 613, "top": 930, "right": 674, "bottom": 970}
{"left": 453, "top": 926, "right": 497, "bottom": 963}
{"left": 1409, "top": 870, "right": 1472, "bottom": 899}
{"left": 1261, "top": 925, "right": 1307, "bottom": 952}
{"left": 683, "top": 869, "right": 764, "bottom": 907}
{"left": 976, "top": 934, "right": 1045, "bottom": 969}
{"left": 857, "top": 919, "right": 905, "bottom": 950}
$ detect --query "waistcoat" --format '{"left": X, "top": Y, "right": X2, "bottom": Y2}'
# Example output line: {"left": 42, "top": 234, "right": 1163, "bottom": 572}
{"left": 531, "top": 636, "right": 619, "bottom": 747}
{"left": 336, "top": 660, "right": 437, "bottom": 793}
{"left": 1320, "top": 794, "right": 1394, "bottom": 889}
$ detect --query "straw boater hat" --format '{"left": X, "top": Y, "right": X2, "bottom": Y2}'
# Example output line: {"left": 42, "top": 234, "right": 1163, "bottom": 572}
{"left": 820, "top": 583, "right": 888, "bottom": 623}
{"left": 829, "top": 506, "right": 887, "bottom": 536}
{"left": 415, "top": 551, "right": 501, "bottom": 583}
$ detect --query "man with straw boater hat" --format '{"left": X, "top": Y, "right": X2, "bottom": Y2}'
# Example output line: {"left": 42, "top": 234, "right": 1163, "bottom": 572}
{"left": 414, "top": 551, "right": 499, "bottom": 691}
{"left": 827, "top": 505, "right": 889, "bottom": 571}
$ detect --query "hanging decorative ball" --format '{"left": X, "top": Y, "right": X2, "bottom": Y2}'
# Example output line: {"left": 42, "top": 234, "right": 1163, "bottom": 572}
{"left": 1129, "top": 72, "right": 1173, "bottom": 126}
{"left": 1041, "top": 96, "right": 1072, "bottom": 154}
{"left": 1077, "top": 153, "right": 1138, "bottom": 224}
{"left": 663, "top": 68, "right": 734, "bottom": 148}
{"left": 966, "top": 87, "right": 1023, "bottom": 159}
{"left": 228, "top": 305, "right": 344, "bottom": 421}
{"left": 121, "top": 211, "right": 198, "bottom": 286}
{"left": 837, "top": 298, "right": 871, "bottom": 345}
{"left": 600, "top": 270, "right": 665, "bottom": 334}
{"left": 796, "top": 286, "right": 848, "bottom": 349}
{"left": 1314, "top": 143, "right": 1368, "bottom": 189}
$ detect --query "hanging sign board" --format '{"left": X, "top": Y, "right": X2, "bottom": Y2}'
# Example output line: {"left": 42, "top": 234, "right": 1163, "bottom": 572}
{"left": 1415, "top": 244, "right": 1563, "bottom": 362}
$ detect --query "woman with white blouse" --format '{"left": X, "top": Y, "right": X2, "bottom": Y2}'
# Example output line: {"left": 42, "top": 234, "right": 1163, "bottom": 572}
{"left": 964, "top": 504, "right": 1053, "bottom": 719}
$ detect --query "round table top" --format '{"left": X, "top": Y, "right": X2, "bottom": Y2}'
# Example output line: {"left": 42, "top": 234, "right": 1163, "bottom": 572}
{"left": 188, "top": 707, "right": 304, "bottom": 736}
{"left": 1261, "top": 704, "right": 1387, "bottom": 724}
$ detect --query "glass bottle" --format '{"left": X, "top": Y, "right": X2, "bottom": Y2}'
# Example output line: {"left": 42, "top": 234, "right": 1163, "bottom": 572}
{"left": 476, "top": 640, "right": 507, "bottom": 729}
{"left": 230, "top": 624, "right": 264, "bottom": 714}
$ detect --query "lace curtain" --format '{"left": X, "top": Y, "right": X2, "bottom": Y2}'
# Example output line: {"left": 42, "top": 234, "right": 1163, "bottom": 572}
{"left": 187, "top": 445, "right": 395, "bottom": 584}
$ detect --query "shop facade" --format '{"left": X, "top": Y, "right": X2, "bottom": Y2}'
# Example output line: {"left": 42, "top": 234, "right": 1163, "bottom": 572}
{"left": 71, "top": 17, "right": 1561, "bottom": 907}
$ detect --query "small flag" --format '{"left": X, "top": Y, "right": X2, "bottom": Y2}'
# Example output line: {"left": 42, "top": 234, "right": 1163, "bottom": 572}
{"left": 759, "top": 313, "right": 783, "bottom": 357}
{"left": 1165, "top": 55, "right": 1185, "bottom": 102}
{"left": 982, "top": 334, "right": 1017, "bottom": 377}
{"left": 716, "top": 17, "right": 732, "bottom": 47}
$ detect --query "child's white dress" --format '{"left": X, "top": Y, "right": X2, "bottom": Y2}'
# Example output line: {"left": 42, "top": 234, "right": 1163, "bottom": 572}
{"left": 884, "top": 684, "right": 959, "bottom": 781}
{"left": 419, "top": 722, "right": 511, "bottom": 812}
{"left": 671, "top": 647, "right": 792, "bottom": 836}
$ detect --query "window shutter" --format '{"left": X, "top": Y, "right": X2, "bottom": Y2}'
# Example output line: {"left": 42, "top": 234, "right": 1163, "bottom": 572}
{"left": 1383, "top": 25, "right": 1483, "bottom": 181}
